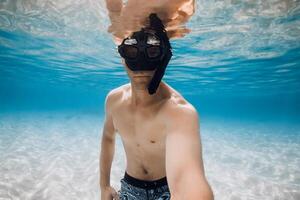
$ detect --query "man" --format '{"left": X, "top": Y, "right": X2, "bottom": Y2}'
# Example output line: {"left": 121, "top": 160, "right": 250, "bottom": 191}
{"left": 100, "top": 13, "right": 213, "bottom": 200}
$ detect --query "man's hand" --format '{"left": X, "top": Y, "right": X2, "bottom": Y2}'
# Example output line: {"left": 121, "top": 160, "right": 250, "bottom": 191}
{"left": 101, "top": 186, "right": 120, "bottom": 200}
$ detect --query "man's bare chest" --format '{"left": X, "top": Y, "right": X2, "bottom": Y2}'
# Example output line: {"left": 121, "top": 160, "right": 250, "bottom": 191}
{"left": 112, "top": 106, "right": 167, "bottom": 147}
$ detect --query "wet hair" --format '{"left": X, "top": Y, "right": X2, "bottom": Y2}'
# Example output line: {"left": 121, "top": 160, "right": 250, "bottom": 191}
{"left": 148, "top": 13, "right": 165, "bottom": 32}
{"left": 147, "top": 13, "right": 171, "bottom": 50}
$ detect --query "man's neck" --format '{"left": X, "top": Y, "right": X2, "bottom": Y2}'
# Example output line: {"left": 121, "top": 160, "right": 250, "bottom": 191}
{"left": 130, "top": 82, "right": 164, "bottom": 107}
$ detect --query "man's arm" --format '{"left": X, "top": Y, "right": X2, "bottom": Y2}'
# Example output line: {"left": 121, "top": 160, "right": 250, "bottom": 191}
{"left": 165, "top": 104, "right": 214, "bottom": 200}
{"left": 99, "top": 91, "right": 117, "bottom": 190}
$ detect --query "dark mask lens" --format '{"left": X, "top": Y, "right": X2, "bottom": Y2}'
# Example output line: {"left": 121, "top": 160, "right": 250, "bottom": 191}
{"left": 123, "top": 46, "right": 138, "bottom": 59}
{"left": 146, "top": 46, "right": 161, "bottom": 58}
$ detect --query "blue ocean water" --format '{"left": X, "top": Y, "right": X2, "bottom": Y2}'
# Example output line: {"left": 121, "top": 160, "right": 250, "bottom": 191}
{"left": 0, "top": 0, "right": 300, "bottom": 199}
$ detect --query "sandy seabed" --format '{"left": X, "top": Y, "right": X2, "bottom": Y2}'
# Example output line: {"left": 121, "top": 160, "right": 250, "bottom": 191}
{"left": 0, "top": 112, "right": 299, "bottom": 200}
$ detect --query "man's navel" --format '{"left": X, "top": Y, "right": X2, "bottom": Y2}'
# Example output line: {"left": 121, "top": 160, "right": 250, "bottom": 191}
{"left": 142, "top": 167, "right": 149, "bottom": 174}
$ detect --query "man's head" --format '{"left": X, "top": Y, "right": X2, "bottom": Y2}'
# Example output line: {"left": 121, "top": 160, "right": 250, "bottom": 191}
{"left": 118, "top": 13, "right": 172, "bottom": 95}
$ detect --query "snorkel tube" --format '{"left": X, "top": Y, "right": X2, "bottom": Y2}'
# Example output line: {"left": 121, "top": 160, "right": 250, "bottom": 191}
{"left": 147, "top": 13, "right": 173, "bottom": 95}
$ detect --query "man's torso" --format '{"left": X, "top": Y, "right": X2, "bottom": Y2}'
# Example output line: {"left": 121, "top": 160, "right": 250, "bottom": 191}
{"left": 108, "top": 82, "right": 189, "bottom": 181}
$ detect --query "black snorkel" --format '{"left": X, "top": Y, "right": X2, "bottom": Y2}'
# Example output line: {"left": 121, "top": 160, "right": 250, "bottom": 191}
{"left": 147, "top": 13, "right": 173, "bottom": 95}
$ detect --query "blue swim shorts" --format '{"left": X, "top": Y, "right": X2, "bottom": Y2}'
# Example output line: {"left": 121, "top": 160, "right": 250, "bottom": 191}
{"left": 118, "top": 171, "right": 171, "bottom": 200}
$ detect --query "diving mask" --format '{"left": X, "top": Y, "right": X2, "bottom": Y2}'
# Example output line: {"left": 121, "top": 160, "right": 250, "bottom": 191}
{"left": 118, "top": 28, "right": 167, "bottom": 71}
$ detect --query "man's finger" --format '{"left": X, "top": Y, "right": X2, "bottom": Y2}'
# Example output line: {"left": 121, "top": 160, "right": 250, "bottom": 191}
{"left": 110, "top": 187, "right": 120, "bottom": 200}
{"left": 112, "top": 191, "right": 120, "bottom": 200}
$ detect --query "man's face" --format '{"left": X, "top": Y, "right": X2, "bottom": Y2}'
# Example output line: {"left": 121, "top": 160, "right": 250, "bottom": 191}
{"left": 118, "top": 27, "right": 165, "bottom": 91}
{"left": 122, "top": 58, "right": 156, "bottom": 86}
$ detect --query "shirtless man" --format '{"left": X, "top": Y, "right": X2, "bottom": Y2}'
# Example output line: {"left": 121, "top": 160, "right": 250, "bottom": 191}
{"left": 99, "top": 13, "right": 213, "bottom": 200}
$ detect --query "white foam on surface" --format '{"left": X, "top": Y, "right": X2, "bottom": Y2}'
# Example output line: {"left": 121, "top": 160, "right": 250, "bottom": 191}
{"left": 0, "top": 112, "right": 299, "bottom": 200}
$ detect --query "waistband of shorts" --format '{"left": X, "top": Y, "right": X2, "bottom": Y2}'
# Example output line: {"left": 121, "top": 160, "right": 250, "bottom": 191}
{"left": 123, "top": 171, "right": 168, "bottom": 189}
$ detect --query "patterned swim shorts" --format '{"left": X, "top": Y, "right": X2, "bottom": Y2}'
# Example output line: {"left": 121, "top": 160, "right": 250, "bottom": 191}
{"left": 118, "top": 171, "right": 171, "bottom": 200}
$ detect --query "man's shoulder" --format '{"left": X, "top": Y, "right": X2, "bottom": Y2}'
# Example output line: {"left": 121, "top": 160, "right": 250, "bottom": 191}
{"left": 162, "top": 82, "right": 197, "bottom": 114}
{"left": 106, "top": 83, "right": 129, "bottom": 100}
{"left": 162, "top": 95, "right": 200, "bottom": 134}
{"left": 105, "top": 83, "right": 129, "bottom": 109}
{"left": 162, "top": 92, "right": 199, "bottom": 122}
